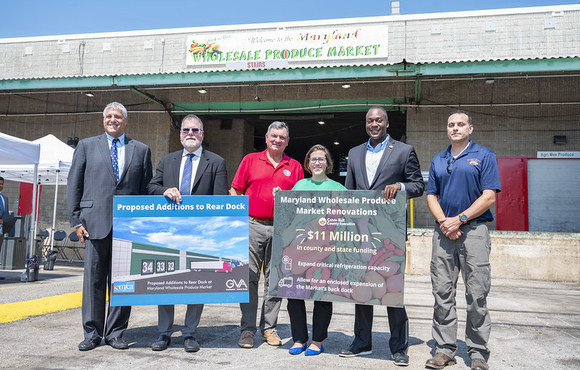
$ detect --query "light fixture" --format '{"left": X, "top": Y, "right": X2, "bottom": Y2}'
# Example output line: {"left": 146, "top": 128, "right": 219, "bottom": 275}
{"left": 485, "top": 78, "right": 495, "bottom": 85}
{"left": 318, "top": 120, "right": 325, "bottom": 125}
{"left": 198, "top": 88, "right": 207, "bottom": 94}
{"left": 333, "top": 138, "right": 340, "bottom": 145}
{"left": 67, "top": 137, "right": 79, "bottom": 148}
{"left": 253, "top": 83, "right": 261, "bottom": 102}
{"left": 84, "top": 92, "right": 94, "bottom": 97}
{"left": 341, "top": 84, "right": 351, "bottom": 89}
{"left": 554, "top": 135, "right": 567, "bottom": 145}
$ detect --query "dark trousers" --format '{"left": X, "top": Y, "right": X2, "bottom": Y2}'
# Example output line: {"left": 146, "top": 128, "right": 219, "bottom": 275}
{"left": 287, "top": 299, "right": 333, "bottom": 343}
{"left": 82, "top": 233, "right": 131, "bottom": 341}
{"left": 352, "top": 304, "right": 409, "bottom": 354}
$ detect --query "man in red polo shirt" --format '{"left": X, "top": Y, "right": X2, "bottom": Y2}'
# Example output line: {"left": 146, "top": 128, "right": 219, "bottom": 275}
{"left": 231, "top": 121, "right": 304, "bottom": 349}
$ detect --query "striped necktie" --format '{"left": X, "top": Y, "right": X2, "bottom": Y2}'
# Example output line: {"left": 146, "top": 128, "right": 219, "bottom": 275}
{"left": 180, "top": 153, "right": 195, "bottom": 195}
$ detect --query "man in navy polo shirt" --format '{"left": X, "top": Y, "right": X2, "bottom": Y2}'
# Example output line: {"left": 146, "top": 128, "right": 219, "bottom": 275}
{"left": 425, "top": 110, "right": 501, "bottom": 370}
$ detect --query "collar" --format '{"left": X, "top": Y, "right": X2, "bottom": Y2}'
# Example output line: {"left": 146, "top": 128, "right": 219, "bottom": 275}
{"left": 261, "top": 149, "right": 288, "bottom": 164}
{"left": 366, "top": 135, "right": 390, "bottom": 153}
{"left": 105, "top": 132, "right": 125, "bottom": 144}
{"left": 182, "top": 146, "right": 203, "bottom": 158}
{"left": 445, "top": 140, "right": 474, "bottom": 158}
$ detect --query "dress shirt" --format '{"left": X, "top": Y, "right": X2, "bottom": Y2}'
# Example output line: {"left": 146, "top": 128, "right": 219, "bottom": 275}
{"left": 365, "top": 135, "right": 405, "bottom": 191}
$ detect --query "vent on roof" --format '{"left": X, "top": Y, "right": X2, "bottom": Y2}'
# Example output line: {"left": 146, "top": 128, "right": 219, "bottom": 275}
{"left": 485, "top": 21, "right": 496, "bottom": 32}
{"left": 544, "top": 18, "right": 556, "bottom": 29}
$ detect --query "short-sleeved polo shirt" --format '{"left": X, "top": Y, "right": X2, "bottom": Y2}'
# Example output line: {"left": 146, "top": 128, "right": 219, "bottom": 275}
{"left": 427, "top": 141, "right": 501, "bottom": 222}
{"left": 231, "top": 150, "right": 304, "bottom": 219}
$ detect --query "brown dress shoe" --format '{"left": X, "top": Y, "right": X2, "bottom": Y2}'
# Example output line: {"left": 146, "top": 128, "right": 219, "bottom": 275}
{"left": 425, "top": 353, "right": 455, "bottom": 369}
{"left": 471, "top": 358, "right": 489, "bottom": 370}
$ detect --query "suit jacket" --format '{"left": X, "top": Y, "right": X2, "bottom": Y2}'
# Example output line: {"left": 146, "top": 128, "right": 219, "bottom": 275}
{"left": 147, "top": 148, "right": 228, "bottom": 196}
{"left": 345, "top": 137, "right": 424, "bottom": 198}
{"left": 67, "top": 133, "right": 153, "bottom": 240}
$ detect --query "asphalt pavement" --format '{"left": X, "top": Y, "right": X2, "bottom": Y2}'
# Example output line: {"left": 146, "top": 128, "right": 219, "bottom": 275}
{"left": 1, "top": 263, "right": 579, "bottom": 370}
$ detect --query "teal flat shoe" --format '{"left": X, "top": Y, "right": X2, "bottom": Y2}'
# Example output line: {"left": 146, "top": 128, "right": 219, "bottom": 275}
{"left": 288, "top": 343, "right": 307, "bottom": 355}
{"left": 305, "top": 344, "right": 324, "bottom": 356}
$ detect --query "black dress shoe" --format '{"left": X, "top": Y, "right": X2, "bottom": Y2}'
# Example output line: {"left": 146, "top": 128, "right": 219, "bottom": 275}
{"left": 78, "top": 338, "right": 101, "bottom": 351}
{"left": 338, "top": 345, "right": 372, "bottom": 357}
{"left": 183, "top": 336, "right": 200, "bottom": 352}
{"left": 151, "top": 335, "right": 171, "bottom": 351}
{"left": 106, "top": 337, "right": 129, "bottom": 350}
{"left": 392, "top": 351, "right": 409, "bottom": 366}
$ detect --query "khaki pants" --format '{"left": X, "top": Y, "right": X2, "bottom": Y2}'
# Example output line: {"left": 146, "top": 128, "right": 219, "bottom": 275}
{"left": 430, "top": 222, "right": 491, "bottom": 361}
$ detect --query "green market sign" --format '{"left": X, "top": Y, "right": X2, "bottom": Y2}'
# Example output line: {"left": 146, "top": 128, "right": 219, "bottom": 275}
{"left": 185, "top": 22, "right": 388, "bottom": 69}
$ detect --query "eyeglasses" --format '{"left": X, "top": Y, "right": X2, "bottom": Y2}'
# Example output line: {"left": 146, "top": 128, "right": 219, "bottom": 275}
{"left": 309, "top": 157, "right": 327, "bottom": 163}
{"left": 447, "top": 156, "right": 454, "bottom": 173}
{"left": 181, "top": 128, "right": 202, "bottom": 135}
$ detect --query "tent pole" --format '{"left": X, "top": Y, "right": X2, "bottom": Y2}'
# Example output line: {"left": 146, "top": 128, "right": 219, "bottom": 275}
{"left": 50, "top": 170, "right": 60, "bottom": 252}
{"left": 28, "top": 166, "right": 38, "bottom": 263}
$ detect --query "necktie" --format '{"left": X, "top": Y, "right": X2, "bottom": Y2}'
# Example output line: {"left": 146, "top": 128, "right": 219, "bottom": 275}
{"left": 180, "top": 153, "right": 195, "bottom": 195}
{"left": 111, "top": 138, "right": 120, "bottom": 183}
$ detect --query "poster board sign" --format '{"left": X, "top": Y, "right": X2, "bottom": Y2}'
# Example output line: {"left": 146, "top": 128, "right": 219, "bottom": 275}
{"left": 110, "top": 195, "right": 249, "bottom": 306}
{"left": 269, "top": 190, "right": 406, "bottom": 307}
{"left": 269, "top": 191, "right": 406, "bottom": 307}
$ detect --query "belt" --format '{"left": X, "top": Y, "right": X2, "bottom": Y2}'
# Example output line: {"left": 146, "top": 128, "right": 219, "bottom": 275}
{"left": 249, "top": 216, "right": 273, "bottom": 225}
{"left": 464, "top": 220, "right": 488, "bottom": 226}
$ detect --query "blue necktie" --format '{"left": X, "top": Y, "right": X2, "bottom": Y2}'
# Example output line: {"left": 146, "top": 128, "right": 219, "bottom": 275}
{"left": 0, "top": 193, "right": 4, "bottom": 218}
{"left": 180, "top": 153, "right": 195, "bottom": 195}
{"left": 111, "top": 138, "right": 120, "bottom": 183}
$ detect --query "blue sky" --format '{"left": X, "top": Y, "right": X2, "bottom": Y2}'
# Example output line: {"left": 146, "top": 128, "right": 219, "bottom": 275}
{"left": 114, "top": 216, "right": 249, "bottom": 262}
{"left": 1, "top": 0, "right": 576, "bottom": 38}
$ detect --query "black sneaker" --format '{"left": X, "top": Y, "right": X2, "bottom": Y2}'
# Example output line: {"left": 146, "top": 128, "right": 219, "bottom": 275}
{"left": 393, "top": 351, "right": 409, "bottom": 366}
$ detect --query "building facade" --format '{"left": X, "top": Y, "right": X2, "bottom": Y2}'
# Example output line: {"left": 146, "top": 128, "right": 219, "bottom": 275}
{"left": 1, "top": 5, "right": 579, "bottom": 231}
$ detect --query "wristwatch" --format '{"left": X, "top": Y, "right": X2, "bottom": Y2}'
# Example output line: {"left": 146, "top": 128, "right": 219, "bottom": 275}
{"left": 459, "top": 213, "right": 468, "bottom": 224}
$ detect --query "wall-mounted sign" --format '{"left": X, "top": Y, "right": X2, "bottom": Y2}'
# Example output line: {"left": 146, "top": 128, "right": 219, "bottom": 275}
{"left": 537, "top": 151, "right": 580, "bottom": 159}
{"left": 185, "top": 22, "right": 388, "bottom": 70}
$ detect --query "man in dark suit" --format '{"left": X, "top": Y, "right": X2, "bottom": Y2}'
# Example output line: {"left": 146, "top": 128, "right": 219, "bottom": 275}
{"left": 341, "top": 106, "right": 424, "bottom": 366}
{"left": 67, "top": 102, "right": 153, "bottom": 351}
{"left": 147, "top": 114, "right": 228, "bottom": 352}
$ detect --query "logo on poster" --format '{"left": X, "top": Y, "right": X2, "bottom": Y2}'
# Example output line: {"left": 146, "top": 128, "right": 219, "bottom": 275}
{"left": 113, "top": 281, "right": 135, "bottom": 293}
{"left": 226, "top": 279, "right": 248, "bottom": 290}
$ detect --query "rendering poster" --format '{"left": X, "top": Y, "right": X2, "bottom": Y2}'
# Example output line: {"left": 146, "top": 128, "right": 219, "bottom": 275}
{"left": 269, "top": 190, "right": 406, "bottom": 307}
{"left": 110, "top": 195, "right": 249, "bottom": 307}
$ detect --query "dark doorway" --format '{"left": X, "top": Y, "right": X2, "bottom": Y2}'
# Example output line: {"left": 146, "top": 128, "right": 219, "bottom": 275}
{"left": 242, "top": 110, "right": 407, "bottom": 183}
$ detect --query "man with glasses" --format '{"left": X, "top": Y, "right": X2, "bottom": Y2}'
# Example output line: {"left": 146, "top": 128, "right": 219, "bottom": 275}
{"left": 68, "top": 102, "right": 153, "bottom": 351}
{"left": 425, "top": 110, "right": 500, "bottom": 370}
{"left": 147, "top": 114, "right": 228, "bottom": 352}
{"left": 230, "top": 121, "right": 303, "bottom": 348}
{"left": 341, "top": 106, "right": 424, "bottom": 366}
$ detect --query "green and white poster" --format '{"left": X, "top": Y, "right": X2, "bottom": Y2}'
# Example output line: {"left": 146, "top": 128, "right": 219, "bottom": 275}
{"left": 269, "top": 190, "right": 407, "bottom": 307}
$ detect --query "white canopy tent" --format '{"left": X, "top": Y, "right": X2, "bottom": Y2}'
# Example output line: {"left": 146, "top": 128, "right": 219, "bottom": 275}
{"left": 0, "top": 132, "right": 41, "bottom": 260}
{"left": 1, "top": 134, "right": 74, "bottom": 252}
